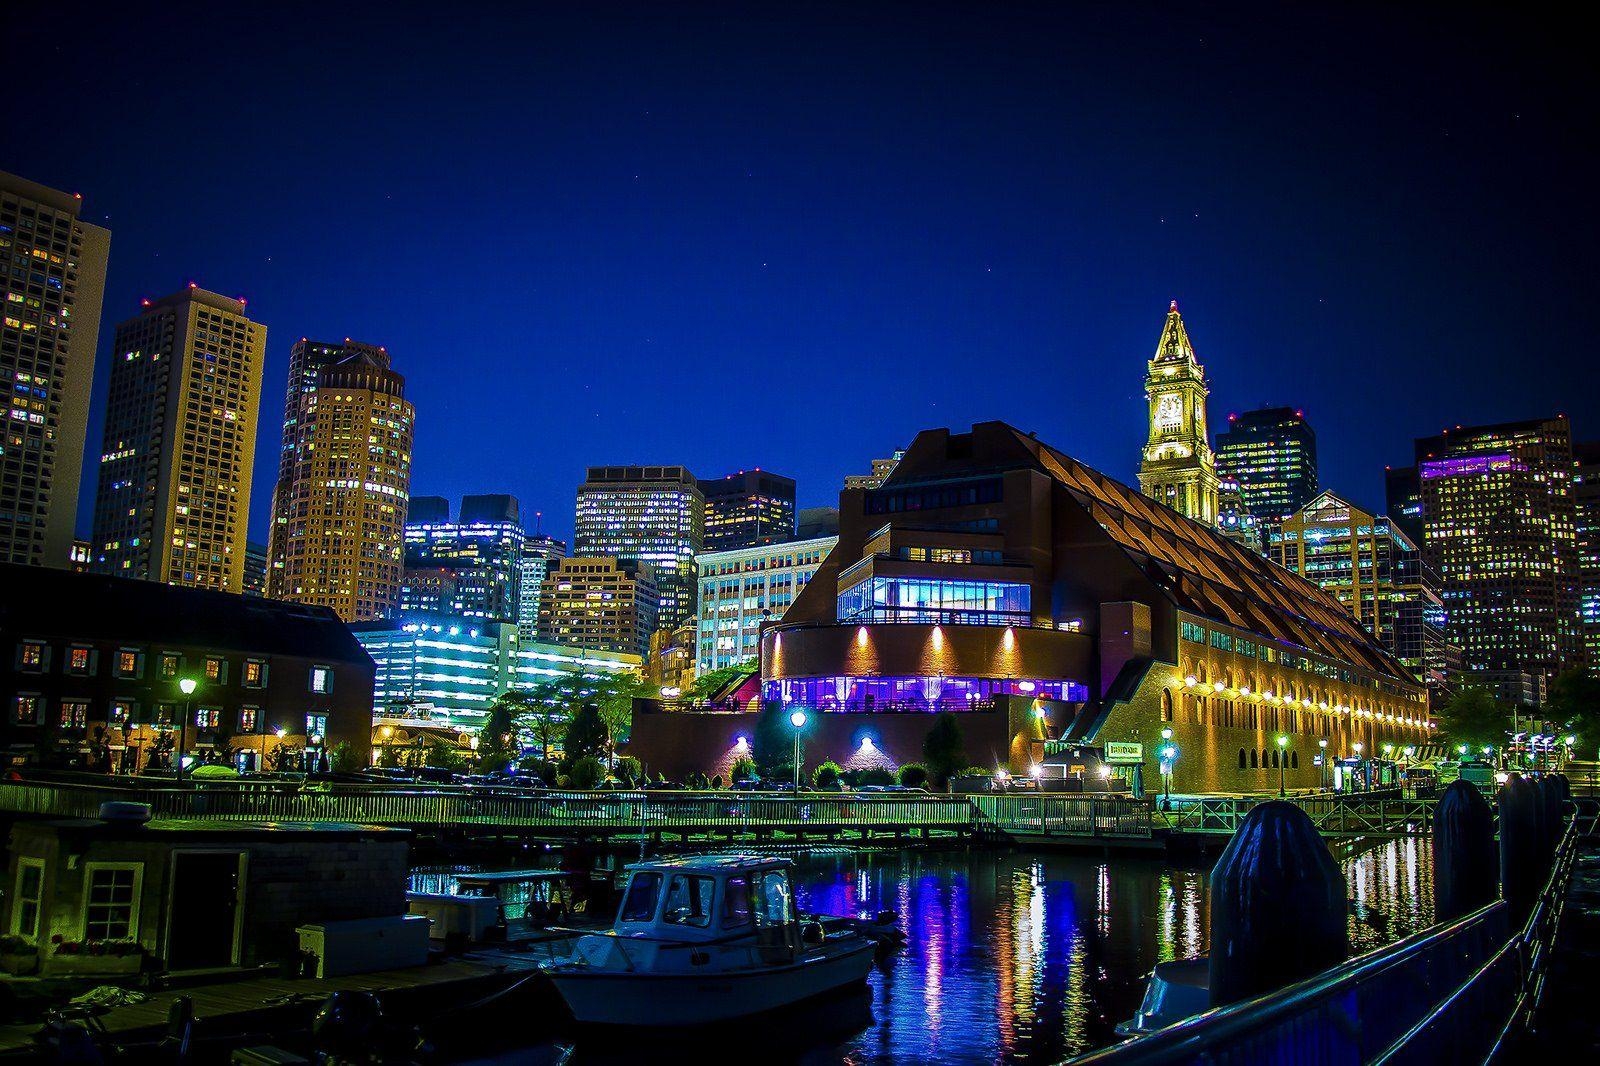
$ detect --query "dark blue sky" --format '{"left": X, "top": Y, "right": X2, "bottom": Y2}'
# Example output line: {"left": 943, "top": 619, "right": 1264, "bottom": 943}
{"left": 7, "top": 3, "right": 1594, "bottom": 545}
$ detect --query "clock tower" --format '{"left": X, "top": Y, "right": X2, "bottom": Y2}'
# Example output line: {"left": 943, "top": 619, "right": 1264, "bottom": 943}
{"left": 1138, "top": 301, "right": 1219, "bottom": 524}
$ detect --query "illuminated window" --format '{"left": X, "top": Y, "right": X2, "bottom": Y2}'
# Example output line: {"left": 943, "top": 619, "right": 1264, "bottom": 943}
{"left": 239, "top": 707, "right": 259, "bottom": 733}
{"left": 59, "top": 700, "right": 89, "bottom": 730}
{"left": 204, "top": 657, "right": 226, "bottom": 683}
{"left": 10, "top": 859, "right": 44, "bottom": 942}
{"left": 242, "top": 659, "right": 267, "bottom": 688}
{"left": 194, "top": 707, "right": 221, "bottom": 729}
{"left": 83, "top": 864, "right": 142, "bottom": 941}
{"left": 309, "top": 666, "right": 333, "bottom": 694}
{"left": 115, "top": 649, "right": 141, "bottom": 678}
{"left": 67, "top": 646, "right": 93, "bottom": 674}
{"left": 11, "top": 695, "right": 41, "bottom": 725}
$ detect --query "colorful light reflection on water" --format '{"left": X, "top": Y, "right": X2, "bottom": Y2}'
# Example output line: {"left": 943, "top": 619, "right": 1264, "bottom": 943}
{"left": 447, "top": 839, "right": 1432, "bottom": 1064}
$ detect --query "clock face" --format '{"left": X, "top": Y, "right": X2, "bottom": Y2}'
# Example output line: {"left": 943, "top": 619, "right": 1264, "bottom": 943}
{"left": 1155, "top": 394, "right": 1183, "bottom": 429}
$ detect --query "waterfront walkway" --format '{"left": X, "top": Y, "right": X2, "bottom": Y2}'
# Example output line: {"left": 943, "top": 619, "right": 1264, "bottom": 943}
{"left": 0, "top": 778, "right": 1436, "bottom": 847}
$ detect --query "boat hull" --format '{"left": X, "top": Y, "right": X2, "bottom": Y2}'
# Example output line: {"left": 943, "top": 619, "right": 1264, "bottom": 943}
{"left": 546, "top": 939, "right": 877, "bottom": 1026}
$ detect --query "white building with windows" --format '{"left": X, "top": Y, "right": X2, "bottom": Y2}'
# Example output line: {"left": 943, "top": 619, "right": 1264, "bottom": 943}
{"left": 695, "top": 535, "right": 837, "bottom": 675}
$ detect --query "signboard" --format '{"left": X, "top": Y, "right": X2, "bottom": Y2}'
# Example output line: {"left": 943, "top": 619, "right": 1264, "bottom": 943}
{"left": 1105, "top": 741, "right": 1144, "bottom": 764}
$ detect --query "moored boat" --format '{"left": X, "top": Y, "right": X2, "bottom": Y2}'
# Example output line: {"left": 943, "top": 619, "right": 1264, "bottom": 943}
{"left": 541, "top": 854, "right": 877, "bottom": 1026}
{"left": 1115, "top": 956, "right": 1210, "bottom": 1037}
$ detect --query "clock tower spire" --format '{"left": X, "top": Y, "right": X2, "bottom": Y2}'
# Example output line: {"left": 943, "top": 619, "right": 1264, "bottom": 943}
{"left": 1138, "top": 300, "right": 1219, "bottom": 523}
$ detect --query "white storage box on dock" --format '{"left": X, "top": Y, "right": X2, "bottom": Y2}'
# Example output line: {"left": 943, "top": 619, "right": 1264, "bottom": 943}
{"left": 295, "top": 914, "right": 430, "bottom": 977}
{"left": 407, "top": 892, "right": 501, "bottom": 942}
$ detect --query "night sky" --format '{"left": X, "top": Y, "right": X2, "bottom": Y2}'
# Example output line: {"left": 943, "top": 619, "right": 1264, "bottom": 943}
{"left": 7, "top": 3, "right": 1595, "bottom": 545}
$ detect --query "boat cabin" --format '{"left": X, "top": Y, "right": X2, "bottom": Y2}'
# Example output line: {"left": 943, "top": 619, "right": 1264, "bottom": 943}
{"left": 610, "top": 854, "right": 798, "bottom": 944}
{"left": 454, "top": 869, "right": 576, "bottom": 925}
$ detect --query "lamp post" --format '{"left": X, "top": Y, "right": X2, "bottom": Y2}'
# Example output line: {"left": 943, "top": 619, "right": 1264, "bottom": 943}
{"left": 1318, "top": 738, "right": 1328, "bottom": 791}
{"left": 789, "top": 709, "right": 806, "bottom": 792}
{"left": 1352, "top": 741, "right": 1364, "bottom": 791}
{"left": 119, "top": 718, "right": 134, "bottom": 774}
{"left": 1160, "top": 728, "right": 1176, "bottom": 811}
{"left": 1276, "top": 734, "right": 1288, "bottom": 797}
{"left": 176, "top": 678, "right": 198, "bottom": 783}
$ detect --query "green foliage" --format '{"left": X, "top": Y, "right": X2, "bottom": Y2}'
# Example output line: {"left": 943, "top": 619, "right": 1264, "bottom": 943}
{"left": 751, "top": 701, "right": 793, "bottom": 772}
{"left": 846, "top": 767, "right": 896, "bottom": 788}
{"left": 896, "top": 763, "right": 929, "bottom": 789}
{"left": 328, "top": 741, "right": 358, "bottom": 774}
{"left": 565, "top": 755, "right": 606, "bottom": 790}
{"left": 1547, "top": 668, "right": 1600, "bottom": 756}
{"left": 1435, "top": 687, "right": 1510, "bottom": 751}
{"left": 519, "top": 758, "right": 559, "bottom": 785}
{"left": 729, "top": 756, "right": 759, "bottom": 782}
{"left": 563, "top": 704, "right": 609, "bottom": 768}
{"left": 922, "top": 712, "right": 967, "bottom": 788}
{"left": 377, "top": 743, "right": 402, "bottom": 769}
{"left": 424, "top": 739, "right": 468, "bottom": 771}
{"left": 614, "top": 755, "right": 643, "bottom": 786}
{"left": 685, "top": 663, "right": 755, "bottom": 702}
{"left": 812, "top": 760, "right": 844, "bottom": 789}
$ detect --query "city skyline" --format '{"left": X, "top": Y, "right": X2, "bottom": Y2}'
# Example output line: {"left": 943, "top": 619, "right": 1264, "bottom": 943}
{"left": 6, "top": 6, "right": 1596, "bottom": 549}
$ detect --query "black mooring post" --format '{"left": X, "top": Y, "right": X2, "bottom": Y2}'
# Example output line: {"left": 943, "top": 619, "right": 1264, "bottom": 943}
{"left": 1497, "top": 776, "right": 1540, "bottom": 920}
{"left": 1208, "top": 800, "right": 1348, "bottom": 1008}
{"left": 1433, "top": 780, "right": 1497, "bottom": 923}
{"left": 1539, "top": 773, "right": 1567, "bottom": 861}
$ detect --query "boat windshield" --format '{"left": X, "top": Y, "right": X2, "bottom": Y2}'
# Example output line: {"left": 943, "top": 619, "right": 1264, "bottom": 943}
{"left": 723, "top": 875, "right": 755, "bottom": 928}
{"left": 758, "top": 869, "right": 793, "bottom": 926}
{"left": 661, "top": 874, "right": 716, "bottom": 928}
{"left": 619, "top": 871, "right": 662, "bottom": 922}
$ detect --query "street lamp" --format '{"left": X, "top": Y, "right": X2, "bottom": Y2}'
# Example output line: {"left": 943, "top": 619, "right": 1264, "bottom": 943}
{"left": 1276, "top": 735, "right": 1288, "bottom": 797}
{"left": 789, "top": 710, "right": 807, "bottom": 791}
{"left": 176, "top": 678, "right": 198, "bottom": 783}
{"left": 1318, "top": 738, "right": 1328, "bottom": 791}
{"left": 1160, "top": 742, "right": 1177, "bottom": 811}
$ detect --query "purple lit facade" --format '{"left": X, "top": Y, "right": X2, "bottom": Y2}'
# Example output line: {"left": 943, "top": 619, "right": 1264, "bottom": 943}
{"left": 1418, "top": 454, "right": 1525, "bottom": 480}
{"left": 762, "top": 675, "right": 1089, "bottom": 714}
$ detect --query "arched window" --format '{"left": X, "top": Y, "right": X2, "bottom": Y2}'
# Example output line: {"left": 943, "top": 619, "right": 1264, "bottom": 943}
{"left": 1291, "top": 751, "right": 1299, "bottom": 769}
{"left": 1161, "top": 689, "right": 1174, "bottom": 723}
{"left": 1238, "top": 749, "right": 1247, "bottom": 769}
{"left": 1270, "top": 749, "right": 1279, "bottom": 768}
{"left": 1250, "top": 750, "right": 1259, "bottom": 768}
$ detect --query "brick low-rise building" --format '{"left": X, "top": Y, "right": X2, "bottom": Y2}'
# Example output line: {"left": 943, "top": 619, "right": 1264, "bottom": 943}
{"left": 1, "top": 563, "right": 375, "bottom": 771}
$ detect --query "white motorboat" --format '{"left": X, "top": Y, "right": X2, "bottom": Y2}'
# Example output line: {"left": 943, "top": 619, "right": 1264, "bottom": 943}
{"left": 541, "top": 853, "right": 878, "bottom": 1026}
{"left": 1115, "top": 956, "right": 1210, "bottom": 1037}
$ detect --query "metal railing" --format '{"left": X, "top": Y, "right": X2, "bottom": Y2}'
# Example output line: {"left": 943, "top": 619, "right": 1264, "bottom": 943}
{"left": 1154, "top": 793, "right": 1436, "bottom": 837}
{"left": 971, "top": 794, "right": 1154, "bottom": 839}
{"left": 1069, "top": 804, "right": 1595, "bottom": 1065}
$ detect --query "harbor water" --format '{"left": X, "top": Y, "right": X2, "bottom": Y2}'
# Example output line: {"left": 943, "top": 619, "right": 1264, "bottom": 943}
{"left": 429, "top": 838, "right": 1434, "bottom": 1064}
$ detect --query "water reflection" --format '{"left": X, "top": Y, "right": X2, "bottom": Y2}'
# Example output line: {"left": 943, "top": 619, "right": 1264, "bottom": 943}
{"left": 443, "top": 839, "right": 1432, "bottom": 1064}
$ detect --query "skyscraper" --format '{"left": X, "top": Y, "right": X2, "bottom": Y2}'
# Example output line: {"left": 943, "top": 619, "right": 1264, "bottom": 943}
{"left": 1215, "top": 406, "right": 1319, "bottom": 523}
{"left": 1384, "top": 466, "right": 1425, "bottom": 547}
{"left": 699, "top": 469, "right": 796, "bottom": 550}
{"left": 1, "top": 172, "right": 110, "bottom": 567}
{"left": 574, "top": 465, "right": 702, "bottom": 628}
{"left": 267, "top": 344, "right": 413, "bottom": 621}
{"left": 1270, "top": 490, "right": 1456, "bottom": 696}
{"left": 695, "top": 535, "right": 836, "bottom": 674}
{"left": 518, "top": 532, "right": 567, "bottom": 641}
{"left": 537, "top": 556, "right": 659, "bottom": 656}
{"left": 401, "top": 494, "right": 527, "bottom": 621}
{"left": 91, "top": 287, "right": 265, "bottom": 591}
{"left": 1138, "top": 301, "right": 1219, "bottom": 523}
{"left": 1414, "top": 417, "right": 1583, "bottom": 681}
{"left": 1574, "top": 441, "right": 1600, "bottom": 673}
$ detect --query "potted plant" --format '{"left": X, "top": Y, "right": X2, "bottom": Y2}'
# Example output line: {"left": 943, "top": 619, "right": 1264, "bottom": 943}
{"left": 46, "top": 937, "right": 145, "bottom": 977}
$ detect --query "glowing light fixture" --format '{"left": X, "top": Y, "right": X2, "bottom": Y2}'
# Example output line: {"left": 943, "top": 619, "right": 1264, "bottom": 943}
{"left": 790, "top": 710, "right": 807, "bottom": 729}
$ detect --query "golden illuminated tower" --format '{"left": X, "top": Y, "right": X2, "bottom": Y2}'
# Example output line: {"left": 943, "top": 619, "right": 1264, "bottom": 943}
{"left": 269, "top": 345, "right": 414, "bottom": 621}
{"left": 91, "top": 287, "right": 265, "bottom": 591}
{"left": 1138, "top": 301, "right": 1219, "bottom": 524}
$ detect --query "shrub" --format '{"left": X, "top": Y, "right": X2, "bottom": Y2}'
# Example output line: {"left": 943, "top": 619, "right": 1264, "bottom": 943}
{"left": 614, "top": 756, "right": 643, "bottom": 785}
{"left": 812, "top": 760, "right": 845, "bottom": 790}
{"left": 730, "top": 756, "right": 759, "bottom": 783}
{"left": 565, "top": 755, "right": 606, "bottom": 790}
{"left": 896, "top": 763, "right": 929, "bottom": 789}
{"left": 848, "top": 767, "right": 896, "bottom": 788}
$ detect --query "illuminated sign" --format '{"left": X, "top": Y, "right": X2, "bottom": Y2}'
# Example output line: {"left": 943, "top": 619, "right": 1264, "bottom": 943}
{"left": 1105, "top": 741, "right": 1144, "bottom": 763}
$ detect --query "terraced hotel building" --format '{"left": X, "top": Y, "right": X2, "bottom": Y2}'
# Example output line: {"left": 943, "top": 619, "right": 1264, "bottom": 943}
{"left": 636, "top": 422, "right": 1430, "bottom": 790}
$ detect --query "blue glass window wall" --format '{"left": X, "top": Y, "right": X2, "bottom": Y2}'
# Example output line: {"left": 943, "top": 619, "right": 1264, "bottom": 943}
{"left": 763, "top": 675, "right": 1089, "bottom": 713}
{"left": 836, "top": 576, "right": 1030, "bottom": 626}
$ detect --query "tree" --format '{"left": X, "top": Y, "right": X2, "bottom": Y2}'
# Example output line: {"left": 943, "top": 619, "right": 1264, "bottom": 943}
{"left": 564, "top": 704, "right": 608, "bottom": 769}
{"left": 897, "top": 763, "right": 929, "bottom": 789}
{"left": 477, "top": 692, "right": 525, "bottom": 773}
{"left": 812, "top": 760, "right": 844, "bottom": 790}
{"left": 1435, "top": 687, "right": 1511, "bottom": 752}
{"left": 685, "top": 663, "right": 755, "bottom": 703}
{"left": 328, "top": 741, "right": 358, "bottom": 774}
{"left": 1546, "top": 668, "right": 1600, "bottom": 756}
{"left": 424, "top": 739, "right": 468, "bottom": 771}
{"left": 566, "top": 755, "right": 606, "bottom": 790}
{"left": 512, "top": 672, "right": 647, "bottom": 763}
{"left": 922, "top": 712, "right": 968, "bottom": 788}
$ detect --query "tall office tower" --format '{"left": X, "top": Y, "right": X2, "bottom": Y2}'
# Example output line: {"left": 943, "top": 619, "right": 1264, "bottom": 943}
{"left": 1414, "top": 417, "right": 1583, "bottom": 681}
{"left": 574, "top": 465, "right": 702, "bottom": 628}
{"left": 518, "top": 532, "right": 567, "bottom": 641}
{"left": 1384, "top": 466, "right": 1425, "bottom": 548}
{"left": 1215, "top": 476, "right": 1263, "bottom": 553}
{"left": 91, "top": 288, "right": 265, "bottom": 591}
{"left": 1, "top": 172, "right": 110, "bottom": 566}
{"left": 267, "top": 345, "right": 413, "bottom": 621}
{"left": 1270, "top": 490, "right": 1457, "bottom": 695}
{"left": 402, "top": 493, "right": 527, "bottom": 621}
{"left": 537, "top": 556, "right": 659, "bottom": 657}
{"left": 242, "top": 540, "right": 268, "bottom": 597}
{"left": 407, "top": 495, "right": 449, "bottom": 525}
{"left": 1215, "top": 406, "right": 1319, "bottom": 523}
{"left": 695, "top": 535, "right": 837, "bottom": 674}
{"left": 699, "top": 469, "right": 796, "bottom": 550}
{"left": 1138, "top": 301, "right": 1219, "bottom": 523}
{"left": 796, "top": 506, "right": 841, "bottom": 540}
{"left": 844, "top": 451, "right": 905, "bottom": 491}
{"left": 1575, "top": 441, "right": 1600, "bottom": 672}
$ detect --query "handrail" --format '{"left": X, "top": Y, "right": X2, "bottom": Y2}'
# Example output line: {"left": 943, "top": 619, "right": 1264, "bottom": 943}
{"left": 1069, "top": 804, "right": 1592, "bottom": 1065}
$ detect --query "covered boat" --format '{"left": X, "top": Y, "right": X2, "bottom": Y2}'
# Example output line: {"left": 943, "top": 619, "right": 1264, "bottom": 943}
{"left": 541, "top": 854, "right": 877, "bottom": 1026}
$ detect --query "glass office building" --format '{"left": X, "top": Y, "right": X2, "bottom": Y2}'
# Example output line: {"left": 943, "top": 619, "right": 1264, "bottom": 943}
{"left": 574, "top": 466, "right": 703, "bottom": 628}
